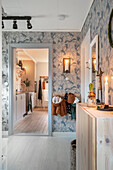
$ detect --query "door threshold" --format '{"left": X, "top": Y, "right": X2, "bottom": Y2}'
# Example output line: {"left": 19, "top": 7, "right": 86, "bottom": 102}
{"left": 12, "top": 133, "right": 49, "bottom": 136}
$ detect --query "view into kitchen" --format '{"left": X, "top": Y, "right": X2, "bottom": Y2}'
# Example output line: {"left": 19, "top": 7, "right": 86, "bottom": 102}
{"left": 14, "top": 48, "right": 49, "bottom": 135}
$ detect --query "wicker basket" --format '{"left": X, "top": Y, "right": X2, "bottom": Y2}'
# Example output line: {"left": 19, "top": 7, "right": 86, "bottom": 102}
{"left": 70, "top": 139, "right": 76, "bottom": 170}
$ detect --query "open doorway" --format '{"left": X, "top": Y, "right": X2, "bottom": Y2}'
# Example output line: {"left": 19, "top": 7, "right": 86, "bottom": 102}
{"left": 9, "top": 44, "right": 52, "bottom": 136}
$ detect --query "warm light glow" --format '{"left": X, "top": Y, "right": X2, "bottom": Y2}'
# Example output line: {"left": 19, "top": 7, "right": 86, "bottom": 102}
{"left": 65, "top": 59, "right": 69, "bottom": 64}
{"left": 94, "top": 59, "right": 96, "bottom": 64}
{"left": 105, "top": 76, "right": 108, "bottom": 84}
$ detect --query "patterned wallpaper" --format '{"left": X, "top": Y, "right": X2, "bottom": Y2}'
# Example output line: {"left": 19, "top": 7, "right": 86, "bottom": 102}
{"left": 2, "top": 32, "right": 81, "bottom": 132}
{"left": 81, "top": 0, "right": 113, "bottom": 104}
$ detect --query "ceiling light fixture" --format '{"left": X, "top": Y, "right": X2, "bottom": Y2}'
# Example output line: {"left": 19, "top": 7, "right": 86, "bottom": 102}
{"left": 2, "top": 21, "right": 4, "bottom": 29}
{"left": 13, "top": 20, "right": 18, "bottom": 29}
{"left": 27, "top": 19, "right": 32, "bottom": 29}
{"left": 2, "top": 16, "right": 33, "bottom": 29}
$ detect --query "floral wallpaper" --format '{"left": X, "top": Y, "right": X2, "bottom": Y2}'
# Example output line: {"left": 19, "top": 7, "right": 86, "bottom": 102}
{"left": 81, "top": 0, "right": 113, "bottom": 104}
{"left": 2, "top": 32, "right": 81, "bottom": 132}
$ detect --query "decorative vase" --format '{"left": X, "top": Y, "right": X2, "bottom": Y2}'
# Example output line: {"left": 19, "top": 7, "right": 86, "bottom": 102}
{"left": 87, "top": 92, "right": 96, "bottom": 107}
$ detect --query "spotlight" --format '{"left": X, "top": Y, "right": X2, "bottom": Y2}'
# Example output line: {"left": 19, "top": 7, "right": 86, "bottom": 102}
{"left": 27, "top": 20, "right": 32, "bottom": 29}
{"left": 13, "top": 20, "right": 18, "bottom": 29}
{"left": 2, "top": 21, "right": 4, "bottom": 29}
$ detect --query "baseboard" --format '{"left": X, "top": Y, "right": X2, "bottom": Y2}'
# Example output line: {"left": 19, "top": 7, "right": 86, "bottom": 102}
{"left": 52, "top": 132, "right": 76, "bottom": 138}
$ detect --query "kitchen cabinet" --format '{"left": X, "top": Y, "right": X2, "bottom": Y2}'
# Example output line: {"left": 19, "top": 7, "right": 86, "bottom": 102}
{"left": 21, "top": 94, "right": 26, "bottom": 115}
{"left": 15, "top": 93, "right": 26, "bottom": 123}
{"left": 76, "top": 103, "right": 113, "bottom": 170}
{"left": 16, "top": 94, "right": 22, "bottom": 120}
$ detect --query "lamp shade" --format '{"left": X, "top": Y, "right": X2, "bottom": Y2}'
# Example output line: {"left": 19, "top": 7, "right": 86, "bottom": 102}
{"left": 63, "top": 58, "right": 71, "bottom": 73}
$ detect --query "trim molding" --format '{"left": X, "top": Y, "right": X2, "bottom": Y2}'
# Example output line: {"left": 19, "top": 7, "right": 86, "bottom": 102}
{"left": 8, "top": 43, "right": 52, "bottom": 136}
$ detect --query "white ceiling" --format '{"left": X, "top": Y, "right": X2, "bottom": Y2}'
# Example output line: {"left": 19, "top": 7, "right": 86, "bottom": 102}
{"left": 2, "top": 0, "right": 93, "bottom": 31}
{"left": 16, "top": 49, "right": 48, "bottom": 63}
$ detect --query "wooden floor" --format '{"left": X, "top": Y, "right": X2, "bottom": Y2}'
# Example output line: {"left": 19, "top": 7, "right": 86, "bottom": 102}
{"left": 14, "top": 109, "right": 48, "bottom": 135}
{"left": 7, "top": 133, "right": 75, "bottom": 170}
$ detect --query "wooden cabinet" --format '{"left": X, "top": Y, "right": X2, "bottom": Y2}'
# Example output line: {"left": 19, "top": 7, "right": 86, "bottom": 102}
{"left": 76, "top": 103, "right": 113, "bottom": 170}
{"left": 15, "top": 93, "right": 26, "bottom": 123}
{"left": 16, "top": 94, "right": 22, "bottom": 120}
{"left": 21, "top": 94, "right": 26, "bottom": 115}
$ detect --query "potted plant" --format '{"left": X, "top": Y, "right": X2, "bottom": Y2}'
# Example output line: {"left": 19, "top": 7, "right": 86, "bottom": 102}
{"left": 23, "top": 78, "right": 30, "bottom": 91}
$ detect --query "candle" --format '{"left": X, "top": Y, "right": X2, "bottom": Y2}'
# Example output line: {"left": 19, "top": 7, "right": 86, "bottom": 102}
{"left": 105, "top": 76, "right": 108, "bottom": 105}
{"left": 94, "top": 59, "right": 96, "bottom": 70}
{"left": 65, "top": 60, "right": 69, "bottom": 71}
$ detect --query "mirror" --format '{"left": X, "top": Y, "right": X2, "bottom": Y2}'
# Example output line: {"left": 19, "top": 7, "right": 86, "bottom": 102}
{"left": 90, "top": 35, "right": 99, "bottom": 99}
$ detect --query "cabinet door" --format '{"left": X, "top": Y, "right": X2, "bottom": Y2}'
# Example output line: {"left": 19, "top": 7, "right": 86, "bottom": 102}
{"left": 22, "top": 94, "right": 26, "bottom": 115}
{"left": 97, "top": 118, "right": 113, "bottom": 170}
{"left": 14, "top": 95, "right": 17, "bottom": 123}
{"left": 17, "top": 94, "right": 22, "bottom": 120}
{"left": 29, "top": 92, "right": 34, "bottom": 109}
{"left": 76, "top": 104, "right": 96, "bottom": 170}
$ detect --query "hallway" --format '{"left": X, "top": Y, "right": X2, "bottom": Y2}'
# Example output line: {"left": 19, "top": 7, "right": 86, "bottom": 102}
{"left": 7, "top": 134, "right": 75, "bottom": 170}
{"left": 14, "top": 108, "right": 48, "bottom": 135}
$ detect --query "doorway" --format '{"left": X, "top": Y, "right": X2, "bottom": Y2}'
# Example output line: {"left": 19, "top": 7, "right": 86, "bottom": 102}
{"left": 9, "top": 44, "right": 52, "bottom": 136}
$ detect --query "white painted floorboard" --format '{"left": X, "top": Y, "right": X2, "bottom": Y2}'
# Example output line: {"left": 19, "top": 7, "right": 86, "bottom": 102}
{"left": 7, "top": 134, "right": 75, "bottom": 170}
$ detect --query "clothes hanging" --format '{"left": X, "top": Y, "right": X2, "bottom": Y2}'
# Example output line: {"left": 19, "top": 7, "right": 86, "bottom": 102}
{"left": 52, "top": 96, "right": 67, "bottom": 116}
{"left": 71, "top": 103, "right": 76, "bottom": 120}
{"left": 64, "top": 93, "right": 71, "bottom": 114}
{"left": 38, "top": 79, "right": 42, "bottom": 101}
{"left": 26, "top": 93, "right": 32, "bottom": 113}
{"left": 26, "top": 93, "right": 29, "bottom": 113}
{"left": 29, "top": 94, "right": 32, "bottom": 112}
{"left": 67, "top": 93, "right": 75, "bottom": 104}
{"left": 42, "top": 81, "right": 45, "bottom": 90}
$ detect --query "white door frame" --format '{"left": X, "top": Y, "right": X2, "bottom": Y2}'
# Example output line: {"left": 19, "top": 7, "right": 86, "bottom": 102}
{"left": 90, "top": 35, "right": 99, "bottom": 99}
{"left": 81, "top": 29, "right": 90, "bottom": 102}
{"left": 9, "top": 43, "right": 52, "bottom": 136}
{"left": 0, "top": 1, "right": 2, "bottom": 168}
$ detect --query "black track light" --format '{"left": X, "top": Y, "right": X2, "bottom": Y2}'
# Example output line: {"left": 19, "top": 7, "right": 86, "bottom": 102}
{"left": 13, "top": 20, "right": 18, "bottom": 29}
{"left": 2, "top": 16, "right": 32, "bottom": 29}
{"left": 2, "top": 21, "right": 4, "bottom": 29}
{"left": 27, "top": 20, "right": 32, "bottom": 29}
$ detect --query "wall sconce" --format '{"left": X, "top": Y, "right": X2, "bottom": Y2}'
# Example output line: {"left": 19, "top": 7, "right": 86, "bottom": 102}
{"left": 63, "top": 58, "right": 71, "bottom": 73}
{"left": 92, "top": 58, "right": 96, "bottom": 72}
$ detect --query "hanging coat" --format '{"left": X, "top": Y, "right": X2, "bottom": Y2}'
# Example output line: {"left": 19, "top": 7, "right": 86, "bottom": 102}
{"left": 52, "top": 96, "right": 67, "bottom": 116}
{"left": 29, "top": 94, "right": 32, "bottom": 112}
{"left": 38, "top": 79, "right": 42, "bottom": 101}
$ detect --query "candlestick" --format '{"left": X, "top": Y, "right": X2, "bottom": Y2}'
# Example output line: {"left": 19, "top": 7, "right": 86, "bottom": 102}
{"left": 105, "top": 76, "right": 108, "bottom": 105}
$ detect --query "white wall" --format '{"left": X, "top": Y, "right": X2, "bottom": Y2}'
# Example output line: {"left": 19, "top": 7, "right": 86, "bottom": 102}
{"left": 81, "top": 29, "right": 90, "bottom": 102}
{"left": 0, "top": 1, "right": 2, "bottom": 167}
{"left": 36, "top": 62, "right": 48, "bottom": 107}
